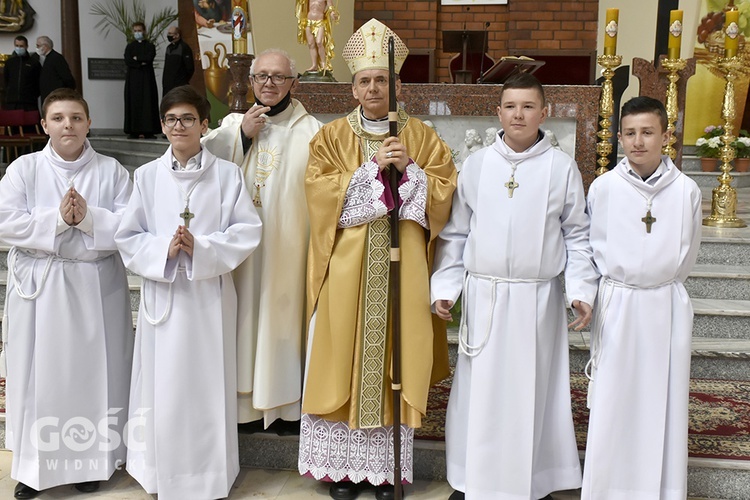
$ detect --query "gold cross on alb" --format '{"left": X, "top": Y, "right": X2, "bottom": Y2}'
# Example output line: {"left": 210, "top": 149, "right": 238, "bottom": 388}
{"left": 180, "top": 205, "right": 195, "bottom": 228}
{"left": 641, "top": 210, "right": 656, "bottom": 233}
{"left": 505, "top": 177, "right": 519, "bottom": 198}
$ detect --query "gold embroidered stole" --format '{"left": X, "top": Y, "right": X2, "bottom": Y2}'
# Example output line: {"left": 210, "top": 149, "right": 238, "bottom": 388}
{"left": 349, "top": 109, "right": 407, "bottom": 428}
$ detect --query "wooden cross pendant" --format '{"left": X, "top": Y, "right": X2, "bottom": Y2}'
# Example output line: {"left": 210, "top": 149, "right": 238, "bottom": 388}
{"left": 180, "top": 205, "right": 195, "bottom": 228}
{"left": 641, "top": 210, "right": 656, "bottom": 233}
{"left": 504, "top": 177, "right": 519, "bottom": 198}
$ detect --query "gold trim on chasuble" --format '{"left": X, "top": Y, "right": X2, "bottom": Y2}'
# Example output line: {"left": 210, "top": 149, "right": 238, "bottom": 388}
{"left": 349, "top": 107, "right": 408, "bottom": 429}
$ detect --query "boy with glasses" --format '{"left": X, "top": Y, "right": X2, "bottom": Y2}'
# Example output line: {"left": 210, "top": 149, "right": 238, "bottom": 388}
{"left": 115, "top": 85, "right": 262, "bottom": 499}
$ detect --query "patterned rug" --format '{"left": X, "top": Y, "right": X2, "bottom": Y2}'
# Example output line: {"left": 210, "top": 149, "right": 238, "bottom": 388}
{"left": 416, "top": 372, "right": 750, "bottom": 461}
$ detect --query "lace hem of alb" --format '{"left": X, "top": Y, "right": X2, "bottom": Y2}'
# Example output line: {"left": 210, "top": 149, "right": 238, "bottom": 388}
{"left": 297, "top": 413, "right": 414, "bottom": 485}
{"left": 398, "top": 163, "right": 429, "bottom": 229}
{"left": 339, "top": 161, "right": 387, "bottom": 228}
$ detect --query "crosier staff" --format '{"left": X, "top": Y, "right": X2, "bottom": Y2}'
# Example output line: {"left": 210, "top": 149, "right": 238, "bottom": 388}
{"left": 387, "top": 35, "right": 404, "bottom": 500}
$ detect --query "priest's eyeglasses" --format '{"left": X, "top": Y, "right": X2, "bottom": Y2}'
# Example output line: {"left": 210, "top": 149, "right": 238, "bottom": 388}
{"left": 162, "top": 115, "right": 197, "bottom": 128}
{"left": 251, "top": 74, "right": 296, "bottom": 85}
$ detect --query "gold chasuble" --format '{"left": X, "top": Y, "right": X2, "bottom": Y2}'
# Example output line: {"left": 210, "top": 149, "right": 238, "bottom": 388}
{"left": 303, "top": 106, "right": 456, "bottom": 430}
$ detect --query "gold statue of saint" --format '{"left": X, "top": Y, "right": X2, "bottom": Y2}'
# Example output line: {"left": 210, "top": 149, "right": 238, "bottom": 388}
{"left": 296, "top": 0, "right": 339, "bottom": 74}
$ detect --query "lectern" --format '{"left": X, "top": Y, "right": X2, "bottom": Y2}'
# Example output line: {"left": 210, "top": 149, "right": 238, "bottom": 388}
{"left": 478, "top": 56, "right": 545, "bottom": 84}
{"left": 443, "top": 30, "right": 488, "bottom": 84}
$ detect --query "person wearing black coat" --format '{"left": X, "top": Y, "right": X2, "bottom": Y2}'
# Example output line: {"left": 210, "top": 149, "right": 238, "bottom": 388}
{"left": 4, "top": 36, "right": 40, "bottom": 111}
{"left": 162, "top": 26, "right": 194, "bottom": 96}
{"left": 123, "top": 22, "right": 160, "bottom": 139}
{"left": 33, "top": 36, "right": 76, "bottom": 105}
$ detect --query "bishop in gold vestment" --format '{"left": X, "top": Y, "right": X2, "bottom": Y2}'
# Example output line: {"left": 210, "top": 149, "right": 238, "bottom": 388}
{"left": 297, "top": 19, "right": 457, "bottom": 500}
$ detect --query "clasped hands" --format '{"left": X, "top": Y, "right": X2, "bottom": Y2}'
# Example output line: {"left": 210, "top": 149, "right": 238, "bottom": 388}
{"left": 376, "top": 137, "right": 409, "bottom": 173}
{"left": 59, "top": 187, "right": 87, "bottom": 226}
{"left": 434, "top": 298, "right": 593, "bottom": 332}
{"left": 168, "top": 226, "right": 194, "bottom": 259}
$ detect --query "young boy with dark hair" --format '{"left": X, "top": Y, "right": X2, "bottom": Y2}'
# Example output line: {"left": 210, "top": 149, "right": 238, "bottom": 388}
{"left": 0, "top": 88, "right": 133, "bottom": 499}
{"left": 581, "top": 96, "right": 702, "bottom": 499}
{"left": 115, "top": 85, "right": 262, "bottom": 500}
{"left": 431, "top": 72, "right": 599, "bottom": 499}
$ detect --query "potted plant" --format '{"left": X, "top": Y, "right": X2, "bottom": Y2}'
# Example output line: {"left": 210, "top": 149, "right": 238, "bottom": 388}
{"left": 90, "top": 0, "right": 177, "bottom": 54}
{"left": 733, "top": 130, "right": 750, "bottom": 172}
{"left": 695, "top": 125, "right": 723, "bottom": 171}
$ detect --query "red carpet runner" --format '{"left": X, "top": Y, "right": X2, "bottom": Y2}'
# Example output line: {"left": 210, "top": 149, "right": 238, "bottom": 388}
{"left": 416, "top": 372, "right": 750, "bottom": 461}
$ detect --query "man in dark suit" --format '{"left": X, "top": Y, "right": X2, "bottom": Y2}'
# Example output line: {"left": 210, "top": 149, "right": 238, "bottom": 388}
{"left": 33, "top": 36, "right": 76, "bottom": 105}
{"left": 4, "top": 36, "right": 40, "bottom": 111}
{"left": 162, "top": 26, "right": 195, "bottom": 96}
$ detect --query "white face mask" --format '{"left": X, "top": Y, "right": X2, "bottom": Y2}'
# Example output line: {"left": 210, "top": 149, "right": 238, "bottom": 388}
{"left": 14, "top": 47, "right": 26, "bottom": 56}
{"left": 134, "top": 32, "right": 144, "bottom": 41}
{"left": 36, "top": 47, "right": 46, "bottom": 57}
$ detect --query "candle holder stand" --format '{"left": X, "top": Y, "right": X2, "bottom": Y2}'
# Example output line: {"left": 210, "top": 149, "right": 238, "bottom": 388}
{"left": 661, "top": 58, "right": 687, "bottom": 160}
{"left": 703, "top": 55, "right": 747, "bottom": 228}
{"left": 596, "top": 54, "right": 622, "bottom": 176}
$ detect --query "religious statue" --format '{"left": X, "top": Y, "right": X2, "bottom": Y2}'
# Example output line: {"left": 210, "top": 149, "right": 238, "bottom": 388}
{"left": 296, "top": 0, "right": 339, "bottom": 81}
{"left": 544, "top": 129, "right": 562, "bottom": 150}
{"left": 0, "top": 0, "right": 33, "bottom": 32}
{"left": 484, "top": 127, "right": 498, "bottom": 147}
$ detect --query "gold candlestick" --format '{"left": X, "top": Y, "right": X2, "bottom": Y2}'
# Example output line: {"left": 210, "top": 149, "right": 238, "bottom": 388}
{"left": 661, "top": 58, "right": 687, "bottom": 160}
{"left": 703, "top": 55, "right": 747, "bottom": 228}
{"left": 596, "top": 54, "right": 622, "bottom": 176}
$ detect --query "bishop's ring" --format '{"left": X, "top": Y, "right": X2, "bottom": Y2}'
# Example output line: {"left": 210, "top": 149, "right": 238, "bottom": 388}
{"left": 386, "top": 151, "right": 393, "bottom": 158}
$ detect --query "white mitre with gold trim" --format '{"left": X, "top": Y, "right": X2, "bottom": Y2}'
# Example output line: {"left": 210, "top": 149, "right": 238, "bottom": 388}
{"left": 342, "top": 18, "right": 409, "bottom": 75}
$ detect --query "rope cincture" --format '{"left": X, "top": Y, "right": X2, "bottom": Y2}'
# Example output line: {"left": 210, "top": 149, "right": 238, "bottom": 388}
{"left": 584, "top": 277, "right": 675, "bottom": 408}
{"left": 458, "top": 270, "right": 549, "bottom": 358}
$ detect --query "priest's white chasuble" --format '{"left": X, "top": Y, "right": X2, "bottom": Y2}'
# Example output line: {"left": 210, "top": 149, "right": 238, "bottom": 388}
{"left": 202, "top": 100, "right": 321, "bottom": 425}
{"left": 115, "top": 147, "right": 261, "bottom": 500}
{"left": 581, "top": 157, "right": 701, "bottom": 500}
{"left": 431, "top": 133, "right": 599, "bottom": 499}
{"left": 0, "top": 143, "right": 134, "bottom": 491}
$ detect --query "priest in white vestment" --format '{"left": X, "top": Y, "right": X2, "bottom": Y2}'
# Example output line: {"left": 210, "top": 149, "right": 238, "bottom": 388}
{"left": 299, "top": 20, "right": 457, "bottom": 500}
{"left": 0, "top": 89, "right": 133, "bottom": 499}
{"left": 202, "top": 49, "right": 322, "bottom": 429}
{"left": 115, "top": 86, "right": 262, "bottom": 500}
{"left": 431, "top": 73, "right": 599, "bottom": 500}
{"left": 582, "top": 97, "right": 702, "bottom": 500}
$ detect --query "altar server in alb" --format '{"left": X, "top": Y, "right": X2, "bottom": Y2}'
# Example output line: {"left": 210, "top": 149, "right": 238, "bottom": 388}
{"left": 115, "top": 85, "right": 262, "bottom": 500}
{"left": 202, "top": 49, "right": 321, "bottom": 432}
{"left": 298, "top": 19, "right": 457, "bottom": 500}
{"left": 582, "top": 96, "right": 702, "bottom": 500}
{"left": 0, "top": 88, "right": 133, "bottom": 499}
{"left": 431, "top": 72, "right": 599, "bottom": 500}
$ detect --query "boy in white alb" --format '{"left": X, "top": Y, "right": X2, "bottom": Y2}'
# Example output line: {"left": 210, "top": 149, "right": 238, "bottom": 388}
{"left": 115, "top": 86, "right": 262, "bottom": 500}
{"left": 431, "top": 72, "right": 599, "bottom": 500}
{"left": 0, "top": 88, "right": 133, "bottom": 499}
{"left": 582, "top": 96, "right": 701, "bottom": 500}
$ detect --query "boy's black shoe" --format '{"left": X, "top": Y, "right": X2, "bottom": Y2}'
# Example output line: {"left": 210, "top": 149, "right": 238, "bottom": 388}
{"left": 13, "top": 483, "right": 39, "bottom": 499}
{"left": 448, "top": 491, "right": 464, "bottom": 500}
{"left": 329, "top": 481, "right": 359, "bottom": 500}
{"left": 74, "top": 481, "right": 100, "bottom": 493}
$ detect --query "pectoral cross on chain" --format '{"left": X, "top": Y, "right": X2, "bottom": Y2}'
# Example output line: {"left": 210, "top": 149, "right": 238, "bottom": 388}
{"left": 641, "top": 210, "right": 656, "bottom": 233}
{"left": 504, "top": 177, "right": 519, "bottom": 198}
{"left": 180, "top": 205, "right": 195, "bottom": 228}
